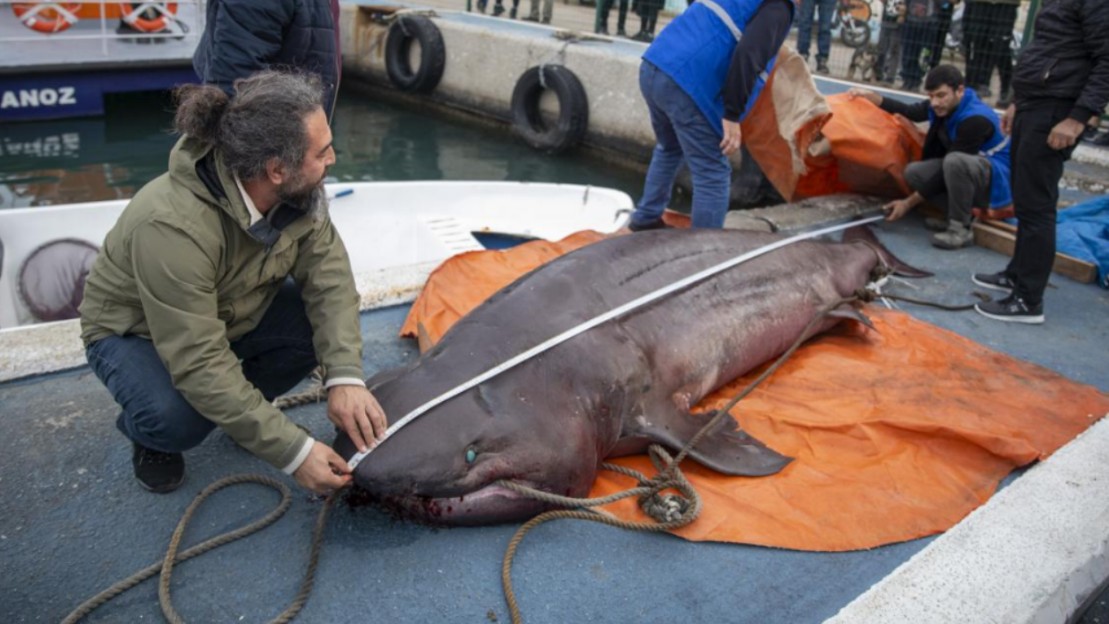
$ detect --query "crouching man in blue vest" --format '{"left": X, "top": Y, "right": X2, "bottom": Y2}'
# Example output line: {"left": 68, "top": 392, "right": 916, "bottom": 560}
{"left": 626, "top": 0, "right": 796, "bottom": 231}
{"left": 849, "top": 65, "right": 1012, "bottom": 250}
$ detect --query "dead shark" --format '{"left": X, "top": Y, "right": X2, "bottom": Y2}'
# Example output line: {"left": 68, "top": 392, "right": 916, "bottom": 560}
{"left": 334, "top": 226, "right": 926, "bottom": 525}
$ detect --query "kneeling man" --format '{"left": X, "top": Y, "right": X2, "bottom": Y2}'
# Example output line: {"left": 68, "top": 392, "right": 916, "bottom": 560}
{"left": 851, "top": 64, "right": 1012, "bottom": 249}
{"left": 80, "top": 71, "right": 386, "bottom": 495}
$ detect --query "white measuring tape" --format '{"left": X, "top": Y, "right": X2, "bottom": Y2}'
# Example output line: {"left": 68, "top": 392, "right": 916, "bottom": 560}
{"left": 347, "top": 215, "right": 886, "bottom": 471}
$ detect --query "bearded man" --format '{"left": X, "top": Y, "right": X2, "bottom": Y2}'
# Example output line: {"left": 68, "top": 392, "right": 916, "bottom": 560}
{"left": 80, "top": 71, "right": 385, "bottom": 495}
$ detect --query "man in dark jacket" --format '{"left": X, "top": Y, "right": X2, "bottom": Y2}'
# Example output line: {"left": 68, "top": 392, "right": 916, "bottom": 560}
{"left": 849, "top": 64, "right": 1011, "bottom": 249}
{"left": 973, "top": 0, "right": 1109, "bottom": 324}
{"left": 193, "top": 0, "right": 342, "bottom": 120}
{"left": 81, "top": 72, "right": 385, "bottom": 494}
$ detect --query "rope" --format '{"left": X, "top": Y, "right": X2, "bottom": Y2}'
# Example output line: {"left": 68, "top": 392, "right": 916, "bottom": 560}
{"left": 500, "top": 446, "right": 701, "bottom": 624}
{"left": 874, "top": 291, "right": 992, "bottom": 311}
{"left": 60, "top": 475, "right": 344, "bottom": 624}
{"left": 273, "top": 384, "right": 326, "bottom": 409}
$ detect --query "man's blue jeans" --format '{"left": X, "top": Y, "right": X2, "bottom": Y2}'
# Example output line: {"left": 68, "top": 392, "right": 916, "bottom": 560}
{"left": 796, "top": 0, "right": 836, "bottom": 60}
{"left": 85, "top": 280, "right": 319, "bottom": 454}
{"left": 631, "top": 61, "right": 731, "bottom": 229}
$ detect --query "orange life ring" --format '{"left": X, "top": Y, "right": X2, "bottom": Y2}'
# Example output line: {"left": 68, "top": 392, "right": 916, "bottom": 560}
{"left": 11, "top": 3, "right": 81, "bottom": 34}
{"left": 119, "top": 2, "right": 177, "bottom": 33}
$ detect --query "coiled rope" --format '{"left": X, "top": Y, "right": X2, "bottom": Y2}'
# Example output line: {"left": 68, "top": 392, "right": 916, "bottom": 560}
{"left": 60, "top": 475, "right": 344, "bottom": 624}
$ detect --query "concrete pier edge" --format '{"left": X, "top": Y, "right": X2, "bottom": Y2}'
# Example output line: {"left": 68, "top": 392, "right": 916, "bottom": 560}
{"left": 827, "top": 414, "right": 1109, "bottom": 624}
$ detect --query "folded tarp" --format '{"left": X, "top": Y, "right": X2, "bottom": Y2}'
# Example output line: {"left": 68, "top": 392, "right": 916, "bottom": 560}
{"left": 401, "top": 232, "right": 1109, "bottom": 551}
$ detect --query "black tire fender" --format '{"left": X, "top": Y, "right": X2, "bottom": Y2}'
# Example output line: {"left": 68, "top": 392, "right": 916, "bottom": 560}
{"left": 510, "top": 65, "right": 589, "bottom": 154}
{"left": 385, "top": 15, "right": 446, "bottom": 93}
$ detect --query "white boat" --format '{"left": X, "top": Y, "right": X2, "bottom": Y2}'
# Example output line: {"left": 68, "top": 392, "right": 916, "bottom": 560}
{"left": 0, "top": 180, "right": 633, "bottom": 381}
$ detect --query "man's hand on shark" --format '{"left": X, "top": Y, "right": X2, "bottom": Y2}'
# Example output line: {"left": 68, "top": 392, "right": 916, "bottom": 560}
{"left": 294, "top": 441, "right": 352, "bottom": 494}
{"left": 328, "top": 385, "right": 388, "bottom": 452}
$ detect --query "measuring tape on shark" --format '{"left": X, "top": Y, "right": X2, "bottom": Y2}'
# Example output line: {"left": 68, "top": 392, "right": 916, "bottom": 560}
{"left": 347, "top": 215, "right": 886, "bottom": 471}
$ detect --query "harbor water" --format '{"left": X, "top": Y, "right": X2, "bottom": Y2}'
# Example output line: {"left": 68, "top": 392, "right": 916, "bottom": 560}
{"left": 0, "top": 88, "right": 645, "bottom": 209}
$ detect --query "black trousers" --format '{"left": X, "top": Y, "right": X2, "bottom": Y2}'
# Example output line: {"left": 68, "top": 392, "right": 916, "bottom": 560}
{"left": 963, "top": 2, "right": 1017, "bottom": 93}
{"left": 1005, "top": 101, "right": 1076, "bottom": 306}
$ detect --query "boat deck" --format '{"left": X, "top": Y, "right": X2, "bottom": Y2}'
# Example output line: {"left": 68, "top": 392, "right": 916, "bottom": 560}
{"left": 1, "top": 213, "right": 1106, "bottom": 623}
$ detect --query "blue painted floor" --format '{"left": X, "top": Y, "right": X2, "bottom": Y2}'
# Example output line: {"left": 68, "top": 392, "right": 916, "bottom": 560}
{"left": 1, "top": 214, "right": 1106, "bottom": 623}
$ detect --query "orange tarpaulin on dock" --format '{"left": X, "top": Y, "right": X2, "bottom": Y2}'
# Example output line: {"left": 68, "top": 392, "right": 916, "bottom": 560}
{"left": 400, "top": 233, "right": 1109, "bottom": 552}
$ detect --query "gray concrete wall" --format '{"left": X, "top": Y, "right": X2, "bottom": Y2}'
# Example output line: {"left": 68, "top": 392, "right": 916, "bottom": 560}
{"left": 341, "top": 5, "right": 656, "bottom": 156}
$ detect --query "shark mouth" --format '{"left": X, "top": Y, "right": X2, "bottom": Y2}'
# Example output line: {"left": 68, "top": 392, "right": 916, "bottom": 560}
{"left": 347, "top": 481, "right": 554, "bottom": 526}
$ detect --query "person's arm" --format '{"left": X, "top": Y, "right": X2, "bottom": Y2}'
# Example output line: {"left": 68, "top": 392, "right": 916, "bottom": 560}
{"left": 876, "top": 96, "right": 932, "bottom": 122}
{"left": 290, "top": 215, "right": 387, "bottom": 453}
{"left": 196, "top": 0, "right": 294, "bottom": 93}
{"left": 722, "top": 0, "right": 794, "bottom": 122}
{"left": 1071, "top": 0, "right": 1109, "bottom": 126}
{"left": 949, "top": 115, "right": 996, "bottom": 154}
{"left": 1049, "top": 0, "right": 1109, "bottom": 149}
{"left": 883, "top": 192, "right": 926, "bottom": 221}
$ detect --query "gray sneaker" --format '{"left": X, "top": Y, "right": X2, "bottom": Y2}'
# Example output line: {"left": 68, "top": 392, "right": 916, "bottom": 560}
{"left": 931, "top": 222, "right": 974, "bottom": 249}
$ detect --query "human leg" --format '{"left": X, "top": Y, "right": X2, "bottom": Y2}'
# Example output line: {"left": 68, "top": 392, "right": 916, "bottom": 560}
{"left": 1005, "top": 104, "right": 1071, "bottom": 306}
{"left": 675, "top": 124, "right": 731, "bottom": 228}
{"left": 229, "top": 279, "right": 319, "bottom": 401}
{"left": 929, "top": 152, "right": 990, "bottom": 249}
{"left": 994, "top": 4, "right": 1018, "bottom": 104}
{"left": 938, "top": 152, "right": 990, "bottom": 226}
{"left": 662, "top": 82, "right": 731, "bottom": 227}
{"left": 899, "top": 23, "right": 926, "bottom": 89}
{"left": 616, "top": 0, "right": 629, "bottom": 35}
{"left": 595, "top": 0, "right": 613, "bottom": 33}
{"left": 796, "top": 0, "right": 817, "bottom": 59}
{"left": 631, "top": 63, "right": 686, "bottom": 229}
{"left": 815, "top": 0, "right": 836, "bottom": 68}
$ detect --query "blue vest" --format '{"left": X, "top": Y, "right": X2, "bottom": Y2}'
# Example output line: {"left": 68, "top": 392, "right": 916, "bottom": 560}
{"left": 928, "top": 88, "right": 1012, "bottom": 209}
{"left": 643, "top": 0, "right": 793, "bottom": 136}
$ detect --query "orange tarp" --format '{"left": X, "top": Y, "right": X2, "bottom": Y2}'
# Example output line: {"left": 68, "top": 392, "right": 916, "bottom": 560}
{"left": 741, "top": 49, "right": 926, "bottom": 203}
{"left": 400, "top": 234, "right": 1109, "bottom": 552}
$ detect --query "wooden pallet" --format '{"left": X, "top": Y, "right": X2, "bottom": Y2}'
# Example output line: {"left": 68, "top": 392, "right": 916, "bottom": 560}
{"left": 972, "top": 220, "right": 1098, "bottom": 284}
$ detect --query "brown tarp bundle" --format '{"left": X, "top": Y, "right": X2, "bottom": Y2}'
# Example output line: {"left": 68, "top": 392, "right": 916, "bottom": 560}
{"left": 401, "top": 233, "right": 1108, "bottom": 551}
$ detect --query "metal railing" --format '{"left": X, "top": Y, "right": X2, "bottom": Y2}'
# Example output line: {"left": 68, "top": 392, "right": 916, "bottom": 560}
{"left": 0, "top": 1, "right": 205, "bottom": 55}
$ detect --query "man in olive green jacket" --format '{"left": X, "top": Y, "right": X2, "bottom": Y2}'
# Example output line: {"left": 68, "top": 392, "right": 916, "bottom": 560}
{"left": 81, "top": 71, "right": 385, "bottom": 494}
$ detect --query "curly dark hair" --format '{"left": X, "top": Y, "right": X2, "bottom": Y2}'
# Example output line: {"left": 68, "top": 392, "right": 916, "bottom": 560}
{"left": 924, "top": 64, "right": 965, "bottom": 92}
{"left": 172, "top": 71, "right": 325, "bottom": 181}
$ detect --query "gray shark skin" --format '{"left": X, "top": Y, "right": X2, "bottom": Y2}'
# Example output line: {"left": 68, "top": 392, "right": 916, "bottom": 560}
{"left": 334, "top": 227, "right": 923, "bottom": 525}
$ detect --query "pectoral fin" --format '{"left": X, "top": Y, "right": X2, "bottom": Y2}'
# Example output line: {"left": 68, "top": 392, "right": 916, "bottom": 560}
{"left": 612, "top": 408, "right": 791, "bottom": 477}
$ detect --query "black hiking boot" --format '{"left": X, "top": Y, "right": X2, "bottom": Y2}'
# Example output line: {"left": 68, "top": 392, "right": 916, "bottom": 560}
{"left": 132, "top": 442, "right": 185, "bottom": 493}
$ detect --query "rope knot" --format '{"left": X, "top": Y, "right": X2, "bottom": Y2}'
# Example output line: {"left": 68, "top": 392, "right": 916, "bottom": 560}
{"left": 638, "top": 491, "right": 691, "bottom": 523}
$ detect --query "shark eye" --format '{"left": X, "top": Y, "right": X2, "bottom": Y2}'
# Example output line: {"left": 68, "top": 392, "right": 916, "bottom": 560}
{"left": 465, "top": 447, "right": 477, "bottom": 464}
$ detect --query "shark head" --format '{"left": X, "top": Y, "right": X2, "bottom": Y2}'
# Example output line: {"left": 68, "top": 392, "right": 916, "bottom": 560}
{"left": 335, "top": 371, "right": 602, "bottom": 526}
